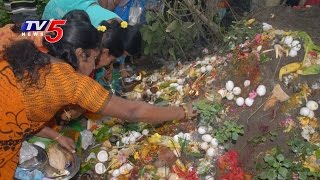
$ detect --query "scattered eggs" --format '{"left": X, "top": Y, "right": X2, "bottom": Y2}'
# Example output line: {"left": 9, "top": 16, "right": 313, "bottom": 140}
{"left": 206, "top": 65, "right": 213, "bottom": 72}
{"left": 289, "top": 49, "right": 298, "bottom": 57}
{"left": 236, "top": 97, "right": 245, "bottom": 106}
{"left": 226, "top": 92, "right": 235, "bottom": 100}
{"left": 206, "top": 147, "right": 216, "bottom": 157}
{"left": 226, "top": 81, "right": 234, "bottom": 91}
{"left": 200, "top": 66, "right": 207, "bottom": 73}
{"left": 244, "top": 80, "right": 251, "bottom": 87}
{"left": 232, "top": 87, "right": 241, "bottom": 95}
{"left": 198, "top": 126, "right": 207, "bottom": 134}
{"left": 200, "top": 142, "right": 209, "bottom": 150}
{"left": 210, "top": 138, "right": 218, "bottom": 147}
{"left": 284, "top": 36, "right": 293, "bottom": 45}
{"left": 306, "top": 100, "right": 318, "bottom": 111}
{"left": 142, "top": 129, "right": 149, "bottom": 135}
{"left": 308, "top": 110, "right": 315, "bottom": 118}
{"left": 300, "top": 107, "right": 310, "bottom": 117}
{"left": 112, "top": 169, "right": 120, "bottom": 177}
{"left": 245, "top": 98, "right": 254, "bottom": 107}
{"left": 256, "top": 85, "right": 267, "bottom": 96}
{"left": 202, "top": 134, "right": 213, "bottom": 143}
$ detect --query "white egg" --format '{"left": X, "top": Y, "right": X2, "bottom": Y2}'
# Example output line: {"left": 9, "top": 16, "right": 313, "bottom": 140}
{"left": 232, "top": 87, "right": 242, "bottom": 95}
{"left": 300, "top": 107, "right": 310, "bottom": 116}
{"left": 308, "top": 110, "right": 315, "bottom": 118}
{"left": 200, "top": 142, "right": 209, "bottom": 150}
{"left": 156, "top": 91, "right": 162, "bottom": 97}
{"left": 202, "top": 134, "right": 213, "bottom": 142}
{"left": 97, "top": 150, "right": 108, "bottom": 162}
{"left": 292, "top": 43, "right": 301, "bottom": 51}
{"left": 164, "top": 76, "right": 171, "bottom": 81}
{"left": 142, "top": 129, "right": 149, "bottom": 136}
{"left": 244, "top": 80, "right": 251, "bottom": 87}
{"left": 33, "top": 141, "right": 45, "bottom": 149}
{"left": 205, "top": 175, "right": 214, "bottom": 180}
{"left": 210, "top": 56, "right": 217, "bottom": 62}
{"left": 306, "top": 100, "right": 319, "bottom": 111}
{"left": 210, "top": 138, "right": 219, "bottom": 147}
{"left": 200, "top": 66, "right": 207, "bottom": 73}
{"left": 245, "top": 98, "right": 254, "bottom": 107}
{"left": 289, "top": 49, "right": 298, "bottom": 57}
{"left": 236, "top": 97, "right": 245, "bottom": 106}
{"left": 173, "top": 135, "right": 179, "bottom": 142}
{"left": 177, "top": 79, "right": 184, "bottom": 85}
{"left": 284, "top": 36, "right": 293, "bottom": 45}
{"left": 119, "top": 165, "right": 128, "bottom": 175}
{"left": 204, "top": 57, "right": 210, "bottom": 63}
{"left": 95, "top": 163, "right": 107, "bottom": 174}
{"left": 206, "top": 65, "right": 213, "bottom": 72}
{"left": 126, "top": 163, "right": 134, "bottom": 171}
{"left": 198, "top": 126, "right": 207, "bottom": 134}
{"left": 206, "top": 147, "right": 216, "bottom": 157}
{"left": 226, "top": 81, "right": 234, "bottom": 91}
{"left": 112, "top": 169, "right": 121, "bottom": 177}
{"left": 256, "top": 85, "right": 267, "bottom": 96}
{"left": 226, "top": 92, "right": 234, "bottom": 101}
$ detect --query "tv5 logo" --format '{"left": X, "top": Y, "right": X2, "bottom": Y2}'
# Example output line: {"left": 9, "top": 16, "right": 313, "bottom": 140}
{"left": 21, "top": 20, "right": 67, "bottom": 43}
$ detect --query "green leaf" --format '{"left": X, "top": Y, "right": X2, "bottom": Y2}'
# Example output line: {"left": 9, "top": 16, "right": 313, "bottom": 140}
{"left": 315, "top": 149, "right": 320, "bottom": 159}
{"left": 182, "top": 22, "right": 195, "bottom": 29}
{"left": 264, "top": 155, "right": 276, "bottom": 165}
{"left": 232, "top": 133, "right": 239, "bottom": 140}
{"left": 267, "top": 169, "right": 277, "bottom": 180}
{"left": 272, "top": 162, "right": 280, "bottom": 168}
{"left": 278, "top": 167, "right": 288, "bottom": 178}
{"left": 282, "top": 160, "right": 292, "bottom": 168}
{"left": 300, "top": 64, "right": 320, "bottom": 75}
{"left": 276, "top": 154, "right": 285, "bottom": 162}
{"left": 166, "top": 20, "right": 179, "bottom": 33}
{"left": 259, "top": 171, "right": 268, "bottom": 179}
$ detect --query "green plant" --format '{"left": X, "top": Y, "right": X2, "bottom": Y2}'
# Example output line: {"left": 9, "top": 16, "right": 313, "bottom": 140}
{"left": 141, "top": 11, "right": 197, "bottom": 61}
{"left": 214, "top": 121, "right": 244, "bottom": 143}
{"left": 194, "top": 100, "right": 223, "bottom": 126}
{"left": 287, "top": 136, "right": 318, "bottom": 156}
{"left": 223, "top": 19, "right": 262, "bottom": 51}
{"left": 0, "top": 0, "right": 11, "bottom": 26}
{"left": 258, "top": 150, "right": 293, "bottom": 180}
{"left": 248, "top": 131, "right": 278, "bottom": 145}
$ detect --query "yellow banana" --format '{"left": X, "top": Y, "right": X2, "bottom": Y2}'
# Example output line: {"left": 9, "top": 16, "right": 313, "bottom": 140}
{"left": 279, "top": 62, "right": 302, "bottom": 81}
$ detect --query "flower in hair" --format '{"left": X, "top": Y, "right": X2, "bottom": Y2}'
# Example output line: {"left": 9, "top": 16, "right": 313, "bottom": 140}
{"left": 120, "top": 21, "right": 128, "bottom": 29}
{"left": 97, "top": 25, "right": 107, "bottom": 32}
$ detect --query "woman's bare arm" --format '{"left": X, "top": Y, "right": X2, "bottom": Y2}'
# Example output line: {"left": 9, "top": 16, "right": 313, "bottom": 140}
{"left": 102, "top": 95, "right": 186, "bottom": 124}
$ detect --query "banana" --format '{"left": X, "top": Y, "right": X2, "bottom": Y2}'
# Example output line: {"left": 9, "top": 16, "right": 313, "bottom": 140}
{"left": 279, "top": 62, "right": 302, "bottom": 81}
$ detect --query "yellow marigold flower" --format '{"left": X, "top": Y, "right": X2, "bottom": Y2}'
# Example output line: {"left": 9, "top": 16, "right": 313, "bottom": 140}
{"left": 134, "top": 152, "right": 140, "bottom": 160}
{"left": 97, "top": 25, "right": 107, "bottom": 32}
{"left": 148, "top": 133, "right": 162, "bottom": 144}
{"left": 121, "top": 21, "right": 128, "bottom": 29}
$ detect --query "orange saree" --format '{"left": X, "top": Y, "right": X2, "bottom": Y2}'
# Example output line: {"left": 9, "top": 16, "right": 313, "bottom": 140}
{"left": 0, "top": 60, "right": 30, "bottom": 179}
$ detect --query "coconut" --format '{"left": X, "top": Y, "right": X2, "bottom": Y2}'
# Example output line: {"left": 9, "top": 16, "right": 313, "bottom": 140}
{"left": 95, "top": 163, "right": 107, "bottom": 174}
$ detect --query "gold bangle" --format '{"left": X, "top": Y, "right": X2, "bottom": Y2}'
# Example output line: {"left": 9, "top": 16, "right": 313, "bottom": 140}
{"left": 180, "top": 104, "right": 189, "bottom": 121}
{"left": 54, "top": 134, "right": 63, "bottom": 141}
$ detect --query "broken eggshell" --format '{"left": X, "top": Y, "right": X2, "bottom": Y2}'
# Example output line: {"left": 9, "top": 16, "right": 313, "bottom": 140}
{"left": 218, "top": 88, "right": 227, "bottom": 98}
{"left": 198, "top": 126, "right": 207, "bottom": 134}
{"left": 202, "top": 134, "right": 213, "bottom": 142}
{"left": 200, "top": 142, "right": 209, "bottom": 150}
{"left": 206, "top": 147, "right": 217, "bottom": 157}
{"left": 284, "top": 36, "right": 293, "bottom": 46}
{"left": 226, "top": 92, "right": 235, "bottom": 100}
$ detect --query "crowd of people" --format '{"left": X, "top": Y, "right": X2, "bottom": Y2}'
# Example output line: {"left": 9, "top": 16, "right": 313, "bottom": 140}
{"left": 0, "top": 1, "right": 196, "bottom": 179}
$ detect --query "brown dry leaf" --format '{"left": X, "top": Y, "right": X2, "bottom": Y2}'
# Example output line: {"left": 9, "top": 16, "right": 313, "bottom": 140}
{"left": 48, "top": 144, "right": 67, "bottom": 170}
{"left": 264, "top": 84, "right": 289, "bottom": 111}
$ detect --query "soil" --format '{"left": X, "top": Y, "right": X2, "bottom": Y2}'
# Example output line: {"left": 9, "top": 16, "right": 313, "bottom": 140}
{"left": 220, "top": 5, "right": 320, "bottom": 177}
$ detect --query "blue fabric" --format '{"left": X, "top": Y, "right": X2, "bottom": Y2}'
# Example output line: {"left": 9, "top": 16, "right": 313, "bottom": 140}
{"left": 114, "top": 0, "right": 145, "bottom": 23}
{"left": 116, "top": 55, "right": 126, "bottom": 64}
{"left": 15, "top": 167, "right": 44, "bottom": 180}
{"left": 42, "top": 0, "right": 121, "bottom": 27}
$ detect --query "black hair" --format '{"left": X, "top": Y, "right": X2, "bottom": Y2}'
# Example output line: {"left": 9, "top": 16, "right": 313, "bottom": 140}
{"left": 62, "top": 10, "right": 91, "bottom": 23}
{"left": 43, "top": 11, "right": 101, "bottom": 70}
{"left": 4, "top": 39, "right": 51, "bottom": 88}
{"left": 122, "top": 25, "right": 142, "bottom": 56}
{"left": 99, "top": 20, "right": 124, "bottom": 58}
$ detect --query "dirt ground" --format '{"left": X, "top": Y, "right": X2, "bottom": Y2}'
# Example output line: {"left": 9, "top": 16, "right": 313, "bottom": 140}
{"left": 224, "top": 5, "right": 320, "bottom": 176}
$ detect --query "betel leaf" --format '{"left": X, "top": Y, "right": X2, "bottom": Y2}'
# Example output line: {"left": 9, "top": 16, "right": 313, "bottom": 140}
{"left": 278, "top": 167, "right": 288, "bottom": 178}
{"left": 264, "top": 155, "right": 276, "bottom": 165}
{"left": 267, "top": 169, "right": 277, "bottom": 180}
{"left": 276, "top": 154, "right": 285, "bottom": 162}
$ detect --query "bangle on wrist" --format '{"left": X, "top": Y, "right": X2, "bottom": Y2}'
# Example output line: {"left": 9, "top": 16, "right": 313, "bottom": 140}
{"left": 180, "top": 104, "right": 189, "bottom": 121}
{"left": 54, "top": 134, "right": 63, "bottom": 141}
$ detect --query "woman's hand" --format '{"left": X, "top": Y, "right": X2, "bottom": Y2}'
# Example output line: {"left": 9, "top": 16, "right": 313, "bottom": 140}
{"left": 182, "top": 103, "right": 198, "bottom": 120}
{"left": 57, "top": 136, "right": 76, "bottom": 153}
